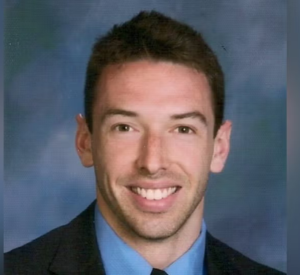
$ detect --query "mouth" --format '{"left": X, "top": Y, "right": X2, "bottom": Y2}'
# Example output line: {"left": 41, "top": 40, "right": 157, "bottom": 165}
{"left": 130, "top": 186, "right": 180, "bottom": 201}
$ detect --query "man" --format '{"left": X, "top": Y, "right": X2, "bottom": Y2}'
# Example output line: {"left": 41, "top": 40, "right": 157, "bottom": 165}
{"left": 5, "top": 11, "right": 284, "bottom": 275}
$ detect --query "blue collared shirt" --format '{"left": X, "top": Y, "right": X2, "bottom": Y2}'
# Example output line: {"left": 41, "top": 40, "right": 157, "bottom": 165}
{"left": 94, "top": 205, "right": 206, "bottom": 275}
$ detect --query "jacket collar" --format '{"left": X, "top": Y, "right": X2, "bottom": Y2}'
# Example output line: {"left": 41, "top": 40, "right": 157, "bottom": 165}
{"left": 48, "top": 201, "right": 105, "bottom": 275}
{"left": 205, "top": 232, "right": 241, "bottom": 275}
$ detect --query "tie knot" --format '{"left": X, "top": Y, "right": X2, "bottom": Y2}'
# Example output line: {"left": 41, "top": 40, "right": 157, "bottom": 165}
{"left": 151, "top": 268, "right": 168, "bottom": 275}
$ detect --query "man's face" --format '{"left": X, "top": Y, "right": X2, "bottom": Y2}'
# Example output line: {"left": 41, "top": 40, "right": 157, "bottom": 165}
{"left": 76, "top": 60, "right": 231, "bottom": 241}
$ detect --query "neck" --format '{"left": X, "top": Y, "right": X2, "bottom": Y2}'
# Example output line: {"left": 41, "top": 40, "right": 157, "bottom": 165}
{"left": 96, "top": 193, "right": 204, "bottom": 269}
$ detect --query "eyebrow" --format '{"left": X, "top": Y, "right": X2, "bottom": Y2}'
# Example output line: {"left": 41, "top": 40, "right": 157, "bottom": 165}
{"left": 171, "top": 111, "right": 207, "bottom": 126}
{"left": 101, "top": 108, "right": 207, "bottom": 126}
{"left": 100, "top": 108, "right": 138, "bottom": 122}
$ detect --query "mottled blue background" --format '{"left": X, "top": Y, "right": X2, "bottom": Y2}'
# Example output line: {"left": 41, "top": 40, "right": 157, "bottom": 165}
{"left": 4, "top": 0, "right": 286, "bottom": 272}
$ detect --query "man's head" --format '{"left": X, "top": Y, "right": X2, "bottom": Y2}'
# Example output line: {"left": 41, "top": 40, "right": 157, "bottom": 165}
{"left": 76, "top": 11, "right": 231, "bottom": 244}
{"left": 84, "top": 11, "right": 225, "bottom": 136}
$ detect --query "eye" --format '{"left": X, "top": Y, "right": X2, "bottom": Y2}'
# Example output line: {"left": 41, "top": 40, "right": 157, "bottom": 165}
{"left": 176, "top": 126, "right": 194, "bottom": 134}
{"left": 114, "top": 124, "right": 133, "bottom": 132}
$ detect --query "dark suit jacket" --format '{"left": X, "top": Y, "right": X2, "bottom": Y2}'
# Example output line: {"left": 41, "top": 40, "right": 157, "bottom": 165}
{"left": 5, "top": 201, "right": 285, "bottom": 275}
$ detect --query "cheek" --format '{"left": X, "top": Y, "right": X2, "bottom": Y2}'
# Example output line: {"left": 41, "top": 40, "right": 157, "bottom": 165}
{"left": 96, "top": 137, "right": 139, "bottom": 175}
{"left": 169, "top": 139, "right": 214, "bottom": 179}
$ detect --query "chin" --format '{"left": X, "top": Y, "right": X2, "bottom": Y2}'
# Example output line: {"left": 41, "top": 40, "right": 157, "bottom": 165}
{"left": 124, "top": 217, "right": 183, "bottom": 242}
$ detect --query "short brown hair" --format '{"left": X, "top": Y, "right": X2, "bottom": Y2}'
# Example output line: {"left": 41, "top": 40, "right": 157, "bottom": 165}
{"left": 84, "top": 11, "right": 225, "bottom": 135}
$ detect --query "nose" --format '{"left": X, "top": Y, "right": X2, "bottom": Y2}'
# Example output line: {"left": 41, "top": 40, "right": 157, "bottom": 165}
{"left": 136, "top": 132, "right": 168, "bottom": 175}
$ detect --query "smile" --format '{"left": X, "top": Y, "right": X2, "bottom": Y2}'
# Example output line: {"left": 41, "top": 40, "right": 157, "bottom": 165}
{"left": 130, "top": 187, "right": 179, "bottom": 201}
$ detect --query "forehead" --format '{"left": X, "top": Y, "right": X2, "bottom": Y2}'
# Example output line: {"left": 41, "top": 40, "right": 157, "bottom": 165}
{"left": 95, "top": 60, "right": 214, "bottom": 120}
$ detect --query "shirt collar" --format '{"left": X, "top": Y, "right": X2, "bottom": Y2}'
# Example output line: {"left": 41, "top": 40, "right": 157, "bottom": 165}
{"left": 95, "top": 204, "right": 206, "bottom": 275}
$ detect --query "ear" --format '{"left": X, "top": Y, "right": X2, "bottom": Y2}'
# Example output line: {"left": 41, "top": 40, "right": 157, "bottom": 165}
{"left": 210, "top": 120, "right": 232, "bottom": 173}
{"left": 75, "top": 114, "right": 94, "bottom": 167}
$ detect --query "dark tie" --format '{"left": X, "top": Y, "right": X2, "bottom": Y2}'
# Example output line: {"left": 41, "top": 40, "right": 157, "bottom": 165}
{"left": 150, "top": 268, "right": 168, "bottom": 275}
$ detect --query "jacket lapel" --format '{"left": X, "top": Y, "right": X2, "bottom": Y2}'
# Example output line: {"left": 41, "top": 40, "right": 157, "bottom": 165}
{"left": 48, "top": 201, "right": 106, "bottom": 275}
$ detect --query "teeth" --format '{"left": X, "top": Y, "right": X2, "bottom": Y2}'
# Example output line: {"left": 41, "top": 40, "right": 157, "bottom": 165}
{"left": 132, "top": 187, "right": 177, "bottom": 200}
{"left": 154, "top": 189, "right": 161, "bottom": 200}
{"left": 141, "top": 188, "right": 147, "bottom": 198}
{"left": 147, "top": 189, "right": 154, "bottom": 200}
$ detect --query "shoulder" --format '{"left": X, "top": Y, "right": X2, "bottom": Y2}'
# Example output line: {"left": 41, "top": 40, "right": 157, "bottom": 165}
{"left": 5, "top": 223, "right": 68, "bottom": 274}
{"left": 4, "top": 202, "right": 96, "bottom": 275}
{"left": 206, "top": 232, "right": 285, "bottom": 275}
